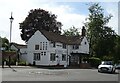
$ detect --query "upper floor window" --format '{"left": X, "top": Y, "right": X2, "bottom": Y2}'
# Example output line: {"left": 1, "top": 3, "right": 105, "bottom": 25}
{"left": 63, "top": 44, "right": 66, "bottom": 49}
{"left": 85, "top": 42, "right": 87, "bottom": 45}
{"left": 73, "top": 45, "right": 79, "bottom": 49}
{"left": 40, "top": 42, "right": 42, "bottom": 50}
{"left": 51, "top": 42, "right": 56, "bottom": 47}
{"left": 43, "top": 42, "right": 45, "bottom": 50}
{"left": 35, "top": 45, "right": 39, "bottom": 50}
{"left": 45, "top": 42, "right": 47, "bottom": 50}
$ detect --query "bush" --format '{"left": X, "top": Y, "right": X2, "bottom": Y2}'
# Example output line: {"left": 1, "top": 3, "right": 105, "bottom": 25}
{"left": 88, "top": 57, "right": 101, "bottom": 68}
{"left": 18, "top": 60, "right": 27, "bottom": 66}
{"left": 102, "top": 56, "right": 113, "bottom": 61}
{"left": 5, "top": 58, "right": 16, "bottom": 65}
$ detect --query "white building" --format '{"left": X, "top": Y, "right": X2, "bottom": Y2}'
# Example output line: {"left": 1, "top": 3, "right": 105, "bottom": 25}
{"left": 25, "top": 27, "right": 89, "bottom": 66}
{"left": 10, "top": 43, "right": 27, "bottom": 61}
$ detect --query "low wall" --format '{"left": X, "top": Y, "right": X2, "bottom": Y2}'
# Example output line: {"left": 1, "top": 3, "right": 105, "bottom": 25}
{"left": 80, "top": 63, "right": 91, "bottom": 69}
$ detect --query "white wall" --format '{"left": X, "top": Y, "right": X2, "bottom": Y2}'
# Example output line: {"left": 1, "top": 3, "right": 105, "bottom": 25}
{"left": 27, "top": 30, "right": 89, "bottom": 66}
{"left": 69, "top": 37, "right": 89, "bottom": 54}
{"left": 27, "top": 30, "right": 49, "bottom": 65}
{"left": 79, "top": 37, "right": 89, "bottom": 54}
{"left": 20, "top": 48, "right": 27, "bottom": 61}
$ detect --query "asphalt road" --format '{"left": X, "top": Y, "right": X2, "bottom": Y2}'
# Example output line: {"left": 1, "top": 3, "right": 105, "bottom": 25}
{"left": 2, "top": 66, "right": 119, "bottom": 81}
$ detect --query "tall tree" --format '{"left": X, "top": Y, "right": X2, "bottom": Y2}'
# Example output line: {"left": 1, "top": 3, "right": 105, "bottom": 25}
{"left": 85, "top": 3, "right": 116, "bottom": 58}
{"left": 20, "top": 8, "right": 62, "bottom": 42}
{"left": 63, "top": 26, "right": 80, "bottom": 36}
{"left": 113, "top": 35, "right": 120, "bottom": 63}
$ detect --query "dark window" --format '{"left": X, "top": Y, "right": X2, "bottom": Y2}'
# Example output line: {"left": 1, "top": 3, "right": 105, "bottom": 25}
{"left": 43, "top": 42, "right": 45, "bottom": 50}
{"left": 63, "top": 44, "right": 66, "bottom": 49}
{"left": 35, "top": 45, "right": 39, "bottom": 50}
{"left": 53, "top": 42, "right": 56, "bottom": 47}
{"left": 46, "top": 42, "right": 47, "bottom": 50}
{"left": 44, "top": 52, "right": 46, "bottom": 56}
{"left": 62, "top": 54, "right": 66, "bottom": 61}
{"left": 41, "top": 52, "right": 43, "bottom": 56}
{"left": 33, "top": 53, "right": 40, "bottom": 60}
{"left": 73, "top": 45, "right": 79, "bottom": 49}
{"left": 85, "top": 42, "right": 87, "bottom": 45}
{"left": 50, "top": 53, "right": 56, "bottom": 61}
{"left": 40, "top": 42, "right": 42, "bottom": 50}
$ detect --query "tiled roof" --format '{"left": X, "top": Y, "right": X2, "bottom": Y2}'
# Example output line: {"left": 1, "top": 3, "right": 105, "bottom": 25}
{"left": 11, "top": 43, "right": 27, "bottom": 49}
{"left": 40, "top": 30, "right": 84, "bottom": 45}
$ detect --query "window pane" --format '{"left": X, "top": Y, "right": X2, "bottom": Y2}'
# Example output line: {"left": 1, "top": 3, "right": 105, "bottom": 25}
{"left": 46, "top": 42, "right": 47, "bottom": 50}
{"left": 44, "top": 52, "right": 46, "bottom": 56}
{"left": 43, "top": 42, "right": 44, "bottom": 50}
{"left": 63, "top": 44, "right": 66, "bottom": 49}
{"left": 62, "top": 54, "right": 66, "bottom": 61}
{"left": 40, "top": 42, "right": 42, "bottom": 50}
{"left": 34, "top": 53, "right": 40, "bottom": 61}
{"left": 50, "top": 53, "right": 56, "bottom": 61}
{"left": 35, "top": 45, "right": 39, "bottom": 50}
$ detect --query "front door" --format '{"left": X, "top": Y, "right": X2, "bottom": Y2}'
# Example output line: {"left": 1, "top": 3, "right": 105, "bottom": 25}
{"left": 70, "top": 55, "right": 80, "bottom": 66}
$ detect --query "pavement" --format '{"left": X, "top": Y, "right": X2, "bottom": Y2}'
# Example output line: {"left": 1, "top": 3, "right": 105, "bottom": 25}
{"left": 2, "top": 66, "right": 119, "bottom": 81}
{"left": 0, "top": 65, "right": 32, "bottom": 68}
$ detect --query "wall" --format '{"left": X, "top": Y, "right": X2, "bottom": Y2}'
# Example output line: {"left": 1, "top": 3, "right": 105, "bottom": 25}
{"left": 27, "top": 30, "right": 49, "bottom": 65}
{"left": 70, "top": 37, "right": 89, "bottom": 54}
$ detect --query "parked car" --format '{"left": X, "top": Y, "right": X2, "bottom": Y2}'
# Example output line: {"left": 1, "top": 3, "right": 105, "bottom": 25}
{"left": 115, "top": 64, "right": 120, "bottom": 69}
{"left": 98, "top": 61, "right": 116, "bottom": 73}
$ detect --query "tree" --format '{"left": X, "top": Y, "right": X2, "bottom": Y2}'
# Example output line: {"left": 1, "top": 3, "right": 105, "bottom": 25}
{"left": 0, "top": 37, "right": 9, "bottom": 51}
{"left": 20, "top": 8, "right": 62, "bottom": 42}
{"left": 63, "top": 26, "right": 80, "bottom": 36}
{"left": 113, "top": 35, "right": 120, "bottom": 63}
{"left": 85, "top": 3, "right": 116, "bottom": 58}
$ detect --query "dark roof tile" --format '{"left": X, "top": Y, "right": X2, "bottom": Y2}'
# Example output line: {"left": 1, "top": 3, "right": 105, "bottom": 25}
{"left": 40, "top": 30, "right": 84, "bottom": 45}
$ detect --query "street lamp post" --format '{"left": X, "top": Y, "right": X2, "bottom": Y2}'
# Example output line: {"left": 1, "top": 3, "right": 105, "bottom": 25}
{"left": 9, "top": 12, "right": 14, "bottom": 47}
{"left": 9, "top": 12, "right": 14, "bottom": 67}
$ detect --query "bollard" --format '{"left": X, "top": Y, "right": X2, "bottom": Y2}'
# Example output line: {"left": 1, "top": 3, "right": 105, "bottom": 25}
{"left": 16, "top": 62, "right": 18, "bottom": 66}
{"left": 4, "top": 61, "right": 6, "bottom": 65}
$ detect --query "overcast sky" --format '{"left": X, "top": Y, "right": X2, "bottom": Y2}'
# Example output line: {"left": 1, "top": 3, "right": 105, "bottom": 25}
{"left": 0, "top": 0, "right": 119, "bottom": 44}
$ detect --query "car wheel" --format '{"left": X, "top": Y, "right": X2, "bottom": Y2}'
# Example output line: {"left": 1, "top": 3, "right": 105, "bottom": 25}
{"left": 98, "top": 69, "right": 101, "bottom": 73}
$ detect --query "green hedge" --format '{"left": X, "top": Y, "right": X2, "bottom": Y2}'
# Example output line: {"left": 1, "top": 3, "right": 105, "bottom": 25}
{"left": 88, "top": 57, "right": 101, "bottom": 68}
{"left": 102, "top": 56, "right": 113, "bottom": 61}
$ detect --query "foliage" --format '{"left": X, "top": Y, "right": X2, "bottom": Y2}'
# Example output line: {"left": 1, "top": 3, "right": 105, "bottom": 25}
{"left": 5, "top": 58, "right": 17, "bottom": 65}
{"left": 102, "top": 56, "right": 113, "bottom": 61}
{"left": 88, "top": 57, "right": 101, "bottom": 68}
{"left": 85, "top": 3, "right": 117, "bottom": 58}
{"left": 18, "top": 60, "right": 27, "bottom": 66}
{"left": 63, "top": 26, "right": 80, "bottom": 36}
{"left": 0, "top": 37, "right": 9, "bottom": 50}
{"left": 112, "top": 36, "right": 120, "bottom": 63}
{"left": 20, "top": 8, "right": 62, "bottom": 42}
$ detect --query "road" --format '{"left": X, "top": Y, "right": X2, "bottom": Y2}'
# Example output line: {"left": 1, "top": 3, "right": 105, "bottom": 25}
{"left": 1, "top": 66, "right": 119, "bottom": 81}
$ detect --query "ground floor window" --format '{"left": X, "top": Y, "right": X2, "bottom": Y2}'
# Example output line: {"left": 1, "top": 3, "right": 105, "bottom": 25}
{"left": 50, "top": 53, "right": 56, "bottom": 61}
{"left": 62, "top": 54, "right": 66, "bottom": 61}
{"left": 34, "top": 53, "right": 40, "bottom": 60}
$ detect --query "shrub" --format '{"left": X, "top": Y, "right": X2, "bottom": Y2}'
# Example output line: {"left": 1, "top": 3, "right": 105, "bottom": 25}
{"left": 102, "top": 56, "right": 113, "bottom": 61}
{"left": 88, "top": 57, "right": 101, "bottom": 68}
{"left": 5, "top": 58, "right": 16, "bottom": 65}
{"left": 18, "top": 60, "right": 27, "bottom": 66}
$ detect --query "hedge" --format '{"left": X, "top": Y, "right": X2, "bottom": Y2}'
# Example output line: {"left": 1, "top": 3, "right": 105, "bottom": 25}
{"left": 88, "top": 57, "right": 101, "bottom": 68}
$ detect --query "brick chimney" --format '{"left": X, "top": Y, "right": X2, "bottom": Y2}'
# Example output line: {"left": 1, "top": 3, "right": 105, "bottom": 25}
{"left": 81, "top": 26, "right": 86, "bottom": 36}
